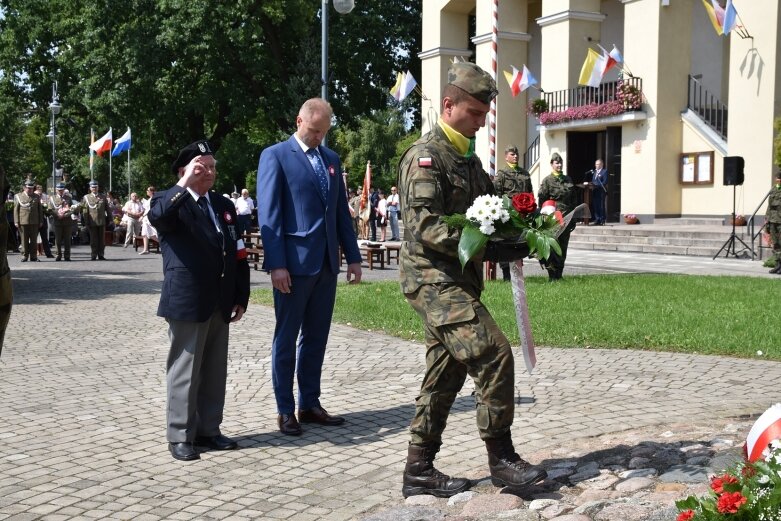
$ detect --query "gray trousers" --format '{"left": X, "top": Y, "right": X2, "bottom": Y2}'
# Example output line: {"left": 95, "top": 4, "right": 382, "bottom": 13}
{"left": 166, "top": 309, "right": 229, "bottom": 442}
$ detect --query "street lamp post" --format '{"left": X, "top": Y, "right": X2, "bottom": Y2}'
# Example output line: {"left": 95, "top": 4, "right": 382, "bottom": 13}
{"left": 321, "top": 0, "right": 354, "bottom": 145}
{"left": 47, "top": 82, "right": 61, "bottom": 192}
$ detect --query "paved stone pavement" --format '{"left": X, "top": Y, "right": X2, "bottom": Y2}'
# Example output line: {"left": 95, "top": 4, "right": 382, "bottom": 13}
{"left": 1, "top": 244, "right": 779, "bottom": 520}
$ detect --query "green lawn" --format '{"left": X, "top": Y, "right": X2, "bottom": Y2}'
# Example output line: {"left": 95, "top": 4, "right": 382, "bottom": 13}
{"left": 250, "top": 274, "right": 781, "bottom": 360}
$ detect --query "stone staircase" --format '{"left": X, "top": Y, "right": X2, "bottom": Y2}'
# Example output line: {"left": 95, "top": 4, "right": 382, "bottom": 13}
{"left": 569, "top": 217, "right": 757, "bottom": 257}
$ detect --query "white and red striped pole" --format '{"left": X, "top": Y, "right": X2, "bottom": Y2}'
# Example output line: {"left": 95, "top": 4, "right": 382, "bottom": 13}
{"left": 488, "top": 0, "right": 498, "bottom": 177}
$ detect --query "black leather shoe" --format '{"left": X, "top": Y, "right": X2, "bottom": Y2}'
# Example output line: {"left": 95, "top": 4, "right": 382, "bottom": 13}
{"left": 168, "top": 442, "right": 199, "bottom": 461}
{"left": 98, "top": 256, "right": 106, "bottom": 260}
{"left": 195, "top": 434, "right": 238, "bottom": 451}
{"left": 278, "top": 413, "right": 303, "bottom": 436}
{"left": 55, "top": 256, "right": 61, "bottom": 261}
{"left": 298, "top": 406, "right": 345, "bottom": 426}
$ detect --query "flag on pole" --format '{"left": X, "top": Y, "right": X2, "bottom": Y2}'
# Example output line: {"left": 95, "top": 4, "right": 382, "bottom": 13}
{"left": 90, "top": 128, "right": 112, "bottom": 156}
{"left": 359, "top": 161, "right": 371, "bottom": 212}
{"left": 503, "top": 65, "right": 537, "bottom": 97}
{"left": 389, "top": 72, "right": 403, "bottom": 100}
{"left": 112, "top": 128, "right": 131, "bottom": 157}
{"left": 722, "top": 0, "right": 738, "bottom": 35}
{"left": 701, "top": 0, "right": 725, "bottom": 35}
{"left": 601, "top": 45, "right": 623, "bottom": 75}
{"left": 578, "top": 48, "right": 608, "bottom": 87}
{"left": 399, "top": 71, "right": 417, "bottom": 101}
{"left": 89, "top": 128, "right": 95, "bottom": 174}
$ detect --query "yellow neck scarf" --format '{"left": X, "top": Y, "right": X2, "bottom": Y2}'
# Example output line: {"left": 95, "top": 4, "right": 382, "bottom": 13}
{"left": 507, "top": 161, "right": 518, "bottom": 169}
{"left": 438, "top": 118, "right": 475, "bottom": 158}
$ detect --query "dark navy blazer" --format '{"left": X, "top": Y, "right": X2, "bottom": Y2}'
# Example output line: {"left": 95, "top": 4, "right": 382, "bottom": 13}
{"left": 256, "top": 135, "right": 361, "bottom": 275}
{"left": 149, "top": 186, "right": 250, "bottom": 323}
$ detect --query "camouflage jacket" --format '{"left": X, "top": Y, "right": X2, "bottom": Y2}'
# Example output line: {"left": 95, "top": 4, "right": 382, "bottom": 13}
{"left": 493, "top": 165, "right": 533, "bottom": 197}
{"left": 538, "top": 172, "right": 576, "bottom": 214}
{"left": 397, "top": 124, "right": 494, "bottom": 294}
{"left": 767, "top": 187, "right": 781, "bottom": 224}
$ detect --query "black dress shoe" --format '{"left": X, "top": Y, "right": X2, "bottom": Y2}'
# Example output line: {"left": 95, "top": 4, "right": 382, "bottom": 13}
{"left": 98, "top": 256, "right": 106, "bottom": 260}
{"left": 195, "top": 434, "right": 238, "bottom": 451}
{"left": 55, "top": 256, "right": 61, "bottom": 261}
{"left": 168, "top": 442, "right": 199, "bottom": 461}
{"left": 298, "top": 406, "right": 345, "bottom": 426}
{"left": 278, "top": 413, "right": 303, "bottom": 436}
{"left": 46, "top": 254, "right": 54, "bottom": 258}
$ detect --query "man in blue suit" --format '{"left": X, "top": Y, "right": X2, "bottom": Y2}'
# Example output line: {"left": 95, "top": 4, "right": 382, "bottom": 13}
{"left": 257, "top": 98, "right": 362, "bottom": 436}
{"left": 591, "top": 159, "right": 608, "bottom": 225}
{"left": 150, "top": 140, "right": 250, "bottom": 461}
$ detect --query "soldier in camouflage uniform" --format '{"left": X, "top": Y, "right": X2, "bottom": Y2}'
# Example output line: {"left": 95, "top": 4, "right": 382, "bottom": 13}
{"left": 767, "top": 173, "right": 781, "bottom": 274}
{"left": 13, "top": 180, "right": 44, "bottom": 262}
{"left": 397, "top": 62, "right": 546, "bottom": 499}
{"left": 493, "top": 144, "right": 534, "bottom": 281}
{"left": 538, "top": 152, "right": 576, "bottom": 280}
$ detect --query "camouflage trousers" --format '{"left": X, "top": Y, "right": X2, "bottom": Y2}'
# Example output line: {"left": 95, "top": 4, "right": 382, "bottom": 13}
{"left": 405, "top": 283, "right": 515, "bottom": 445}
{"left": 769, "top": 223, "right": 781, "bottom": 260}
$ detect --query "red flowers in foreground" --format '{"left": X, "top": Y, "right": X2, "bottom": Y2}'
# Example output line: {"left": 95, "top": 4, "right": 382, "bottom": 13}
{"left": 676, "top": 510, "right": 695, "bottom": 521}
{"left": 710, "top": 474, "right": 739, "bottom": 494}
{"left": 716, "top": 491, "right": 747, "bottom": 514}
{"left": 511, "top": 193, "right": 537, "bottom": 215}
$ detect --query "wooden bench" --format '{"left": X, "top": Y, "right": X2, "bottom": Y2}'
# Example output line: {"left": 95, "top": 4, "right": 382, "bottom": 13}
{"left": 360, "top": 245, "right": 385, "bottom": 270}
{"left": 242, "top": 233, "right": 263, "bottom": 270}
{"left": 134, "top": 236, "right": 160, "bottom": 253}
{"left": 385, "top": 244, "right": 400, "bottom": 265}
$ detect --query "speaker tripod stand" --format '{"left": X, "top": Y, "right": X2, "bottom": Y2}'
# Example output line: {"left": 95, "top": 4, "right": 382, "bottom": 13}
{"left": 713, "top": 184, "right": 750, "bottom": 259}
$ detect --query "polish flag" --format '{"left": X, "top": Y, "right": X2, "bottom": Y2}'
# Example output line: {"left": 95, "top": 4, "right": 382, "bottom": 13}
{"left": 89, "top": 128, "right": 112, "bottom": 157}
{"left": 746, "top": 403, "right": 781, "bottom": 462}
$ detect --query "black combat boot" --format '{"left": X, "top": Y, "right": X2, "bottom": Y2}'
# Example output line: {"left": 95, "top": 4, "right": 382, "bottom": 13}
{"left": 770, "top": 263, "right": 781, "bottom": 274}
{"left": 485, "top": 434, "right": 547, "bottom": 487}
{"left": 402, "top": 443, "right": 471, "bottom": 498}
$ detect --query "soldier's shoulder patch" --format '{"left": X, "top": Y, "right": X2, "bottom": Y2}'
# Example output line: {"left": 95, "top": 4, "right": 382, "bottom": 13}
{"left": 418, "top": 157, "right": 432, "bottom": 168}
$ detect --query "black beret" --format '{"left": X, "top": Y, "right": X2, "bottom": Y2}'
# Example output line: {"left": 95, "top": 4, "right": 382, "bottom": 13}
{"left": 171, "top": 140, "right": 214, "bottom": 174}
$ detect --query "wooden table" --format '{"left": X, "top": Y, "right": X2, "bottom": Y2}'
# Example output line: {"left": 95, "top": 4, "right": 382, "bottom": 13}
{"left": 242, "top": 233, "right": 263, "bottom": 271}
{"left": 385, "top": 244, "right": 400, "bottom": 265}
{"left": 360, "top": 245, "right": 385, "bottom": 270}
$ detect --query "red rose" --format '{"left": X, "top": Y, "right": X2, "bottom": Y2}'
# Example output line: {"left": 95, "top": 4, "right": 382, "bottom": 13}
{"left": 511, "top": 193, "right": 537, "bottom": 215}
{"left": 716, "top": 491, "right": 747, "bottom": 514}
{"left": 676, "top": 510, "right": 695, "bottom": 521}
{"left": 710, "top": 474, "right": 738, "bottom": 494}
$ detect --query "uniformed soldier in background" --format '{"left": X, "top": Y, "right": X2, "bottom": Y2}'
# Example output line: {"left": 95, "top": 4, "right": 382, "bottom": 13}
{"left": 538, "top": 152, "right": 576, "bottom": 280}
{"left": 13, "top": 180, "right": 43, "bottom": 262}
{"left": 82, "top": 180, "right": 111, "bottom": 260}
{"left": 493, "top": 144, "right": 534, "bottom": 281}
{"left": 767, "top": 172, "right": 781, "bottom": 274}
{"left": 397, "top": 62, "right": 546, "bottom": 499}
{"left": 49, "top": 182, "right": 74, "bottom": 261}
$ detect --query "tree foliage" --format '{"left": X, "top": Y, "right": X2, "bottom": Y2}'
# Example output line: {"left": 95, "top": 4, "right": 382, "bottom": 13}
{"left": 0, "top": 0, "right": 420, "bottom": 197}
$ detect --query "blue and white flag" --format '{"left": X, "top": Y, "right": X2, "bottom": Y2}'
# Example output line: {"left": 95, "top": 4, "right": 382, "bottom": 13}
{"left": 111, "top": 127, "right": 131, "bottom": 157}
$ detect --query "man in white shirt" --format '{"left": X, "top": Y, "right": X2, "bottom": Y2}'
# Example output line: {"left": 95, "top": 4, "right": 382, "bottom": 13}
{"left": 387, "top": 185, "right": 401, "bottom": 241}
{"left": 122, "top": 192, "right": 145, "bottom": 247}
{"left": 235, "top": 189, "right": 255, "bottom": 236}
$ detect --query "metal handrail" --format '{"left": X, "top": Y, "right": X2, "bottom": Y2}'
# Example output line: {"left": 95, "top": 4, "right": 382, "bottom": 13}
{"left": 542, "top": 77, "right": 643, "bottom": 113}
{"left": 747, "top": 190, "right": 771, "bottom": 260}
{"left": 523, "top": 134, "right": 540, "bottom": 171}
{"left": 687, "top": 75, "right": 728, "bottom": 140}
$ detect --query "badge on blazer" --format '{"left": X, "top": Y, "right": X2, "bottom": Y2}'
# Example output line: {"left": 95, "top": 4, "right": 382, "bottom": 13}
{"left": 223, "top": 211, "right": 233, "bottom": 223}
{"left": 329, "top": 166, "right": 335, "bottom": 176}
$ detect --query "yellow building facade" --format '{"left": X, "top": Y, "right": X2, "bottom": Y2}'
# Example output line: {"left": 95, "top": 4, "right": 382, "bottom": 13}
{"left": 419, "top": 0, "right": 781, "bottom": 223}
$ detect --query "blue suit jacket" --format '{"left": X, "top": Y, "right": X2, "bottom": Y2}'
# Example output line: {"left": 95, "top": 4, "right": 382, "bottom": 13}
{"left": 593, "top": 168, "right": 608, "bottom": 191}
{"left": 149, "top": 187, "right": 250, "bottom": 323}
{"left": 257, "top": 136, "right": 361, "bottom": 275}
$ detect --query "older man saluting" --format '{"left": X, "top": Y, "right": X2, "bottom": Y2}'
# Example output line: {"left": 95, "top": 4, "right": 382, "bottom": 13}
{"left": 150, "top": 140, "right": 250, "bottom": 461}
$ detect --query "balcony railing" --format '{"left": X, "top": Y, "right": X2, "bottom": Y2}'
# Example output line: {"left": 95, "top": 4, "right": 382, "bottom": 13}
{"left": 543, "top": 76, "right": 643, "bottom": 114}
{"left": 523, "top": 134, "right": 540, "bottom": 170}
{"left": 687, "top": 75, "right": 728, "bottom": 140}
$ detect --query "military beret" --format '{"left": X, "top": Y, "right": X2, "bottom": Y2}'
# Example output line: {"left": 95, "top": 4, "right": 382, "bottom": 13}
{"left": 550, "top": 152, "right": 563, "bottom": 163}
{"left": 89, "top": 180, "right": 99, "bottom": 187}
{"left": 447, "top": 62, "right": 498, "bottom": 105}
{"left": 24, "top": 180, "right": 35, "bottom": 187}
{"left": 55, "top": 182, "right": 66, "bottom": 189}
{"left": 505, "top": 145, "right": 519, "bottom": 154}
{"left": 171, "top": 140, "right": 214, "bottom": 174}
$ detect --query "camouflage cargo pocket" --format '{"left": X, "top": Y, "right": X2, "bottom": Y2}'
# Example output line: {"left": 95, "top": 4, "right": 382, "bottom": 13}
{"left": 423, "top": 284, "right": 476, "bottom": 327}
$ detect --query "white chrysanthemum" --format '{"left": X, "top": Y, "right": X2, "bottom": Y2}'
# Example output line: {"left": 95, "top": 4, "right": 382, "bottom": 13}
{"left": 479, "top": 222, "right": 496, "bottom": 235}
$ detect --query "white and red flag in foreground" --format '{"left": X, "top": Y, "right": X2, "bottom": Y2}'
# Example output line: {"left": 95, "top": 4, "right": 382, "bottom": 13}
{"left": 89, "top": 128, "right": 112, "bottom": 157}
{"left": 746, "top": 403, "right": 781, "bottom": 462}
